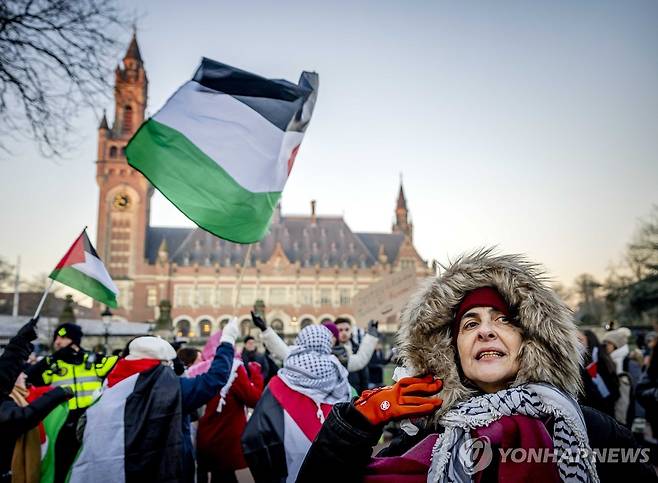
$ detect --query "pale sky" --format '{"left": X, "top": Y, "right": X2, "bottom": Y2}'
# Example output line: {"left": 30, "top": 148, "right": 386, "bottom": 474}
{"left": 1, "top": 0, "right": 657, "bottom": 292}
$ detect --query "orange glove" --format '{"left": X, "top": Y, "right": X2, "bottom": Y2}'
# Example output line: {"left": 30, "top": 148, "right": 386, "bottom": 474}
{"left": 354, "top": 375, "right": 443, "bottom": 426}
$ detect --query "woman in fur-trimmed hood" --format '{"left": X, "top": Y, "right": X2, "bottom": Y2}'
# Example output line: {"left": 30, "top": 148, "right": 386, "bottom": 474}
{"left": 397, "top": 249, "right": 582, "bottom": 419}
{"left": 297, "top": 249, "right": 657, "bottom": 483}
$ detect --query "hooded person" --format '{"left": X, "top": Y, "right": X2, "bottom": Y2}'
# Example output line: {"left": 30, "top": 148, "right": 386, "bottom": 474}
{"left": 241, "top": 324, "right": 351, "bottom": 483}
{"left": 68, "top": 318, "right": 240, "bottom": 483}
{"left": 297, "top": 249, "right": 657, "bottom": 483}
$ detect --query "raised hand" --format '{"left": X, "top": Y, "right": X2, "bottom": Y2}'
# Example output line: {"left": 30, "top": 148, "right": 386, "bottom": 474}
{"left": 251, "top": 311, "right": 267, "bottom": 331}
{"left": 220, "top": 317, "right": 240, "bottom": 345}
{"left": 354, "top": 375, "right": 443, "bottom": 426}
{"left": 16, "top": 317, "right": 39, "bottom": 342}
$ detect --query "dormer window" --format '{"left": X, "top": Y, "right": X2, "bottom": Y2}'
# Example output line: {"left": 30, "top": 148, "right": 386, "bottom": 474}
{"left": 109, "top": 146, "right": 117, "bottom": 158}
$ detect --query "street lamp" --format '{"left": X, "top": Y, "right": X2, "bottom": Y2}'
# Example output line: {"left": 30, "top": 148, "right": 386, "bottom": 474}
{"left": 101, "top": 306, "right": 113, "bottom": 353}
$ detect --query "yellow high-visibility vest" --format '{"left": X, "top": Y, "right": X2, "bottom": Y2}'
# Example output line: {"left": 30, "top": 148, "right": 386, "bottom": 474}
{"left": 40, "top": 353, "right": 118, "bottom": 410}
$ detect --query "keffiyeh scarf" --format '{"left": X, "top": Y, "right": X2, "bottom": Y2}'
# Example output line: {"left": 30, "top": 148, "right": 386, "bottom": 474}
{"left": 278, "top": 324, "right": 351, "bottom": 404}
{"left": 428, "top": 383, "right": 600, "bottom": 483}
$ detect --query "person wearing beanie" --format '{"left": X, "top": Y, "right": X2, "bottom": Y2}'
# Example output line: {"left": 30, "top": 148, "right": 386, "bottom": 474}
{"left": 25, "top": 322, "right": 117, "bottom": 483}
{"left": 297, "top": 249, "right": 657, "bottom": 483}
{"left": 321, "top": 321, "right": 340, "bottom": 342}
{"left": 602, "top": 327, "right": 643, "bottom": 427}
{"left": 68, "top": 318, "right": 239, "bottom": 483}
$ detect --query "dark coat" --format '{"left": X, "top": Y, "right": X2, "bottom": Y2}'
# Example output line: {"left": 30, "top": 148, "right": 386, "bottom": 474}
{"left": 579, "top": 364, "right": 620, "bottom": 418}
{"left": 637, "top": 372, "right": 658, "bottom": 437}
{"left": 297, "top": 401, "right": 658, "bottom": 483}
{"left": 0, "top": 331, "right": 70, "bottom": 481}
{"left": 241, "top": 387, "right": 287, "bottom": 483}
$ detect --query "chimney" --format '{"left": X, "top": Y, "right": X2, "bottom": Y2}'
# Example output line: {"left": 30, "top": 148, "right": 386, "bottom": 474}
{"left": 310, "top": 200, "right": 317, "bottom": 224}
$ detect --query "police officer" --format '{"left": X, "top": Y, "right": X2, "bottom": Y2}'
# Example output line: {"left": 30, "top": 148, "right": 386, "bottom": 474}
{"left": 26, "top": 323, "right": 117, "bottom": 483}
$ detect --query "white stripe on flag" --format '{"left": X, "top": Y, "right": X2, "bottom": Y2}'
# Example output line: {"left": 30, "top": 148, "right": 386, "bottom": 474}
{"left": 71, "top": 252, "right": 119, "bottom": 295}
{"left": 282, "top": 410, "right": 313, "bottom": 483}
{"left": 70, "top": 374, "right": 139, "bottom": 483}
{"left": 154, "top": 81, "right": 290, "bottom": 193}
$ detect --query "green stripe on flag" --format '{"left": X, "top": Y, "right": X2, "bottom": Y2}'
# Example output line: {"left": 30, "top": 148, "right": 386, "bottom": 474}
{"left": 50, "top": 267, "right": 117, "bottom": 308}
{"left": 40, "top": 402, "right": 68, "bottom": 483}
{"left": 126, "top": 119, "right": 281, "bottom": 244}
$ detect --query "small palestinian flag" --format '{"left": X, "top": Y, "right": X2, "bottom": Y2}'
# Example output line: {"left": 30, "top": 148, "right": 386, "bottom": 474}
{"left": 126, "top": 58, "right": 318, "bottom": 244}
{"left": 49, "top": 229, "right": 118, "bottom": 308}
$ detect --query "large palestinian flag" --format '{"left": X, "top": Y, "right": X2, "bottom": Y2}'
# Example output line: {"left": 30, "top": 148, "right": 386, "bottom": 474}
{"left": 49, "top": 229, "right": 118, "bottom": 308}
{"left": 69, "top": 365, "right": 182, "bottom": 483}
{"left": 126, "top": 58, "right": 319, "bottom": 244}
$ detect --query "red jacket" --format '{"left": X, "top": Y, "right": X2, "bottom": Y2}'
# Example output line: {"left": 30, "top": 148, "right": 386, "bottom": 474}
{"left": 196, "top": 362, "right": 264, "bottom": 471}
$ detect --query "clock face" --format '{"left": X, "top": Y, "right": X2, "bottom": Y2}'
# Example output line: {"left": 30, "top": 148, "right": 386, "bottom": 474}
{"left": 113, "top": 193, "right": 131, "bottom": 210}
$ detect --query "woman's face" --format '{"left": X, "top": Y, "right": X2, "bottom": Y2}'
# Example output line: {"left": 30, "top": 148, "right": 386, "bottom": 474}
{"left": 456, "top": 306, "right": 523, "bottom": 393}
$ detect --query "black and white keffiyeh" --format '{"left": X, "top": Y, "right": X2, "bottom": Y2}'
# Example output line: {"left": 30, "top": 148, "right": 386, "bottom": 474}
{"left": 428, "top": 383, "right": 600, "bottom": 483}
{"left": 278, "top": 324, "right": 350, "bottom": 405}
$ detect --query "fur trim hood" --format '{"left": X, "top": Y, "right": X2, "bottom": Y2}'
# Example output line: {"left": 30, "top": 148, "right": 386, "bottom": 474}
{"left": 397, "top": 249, "right": 582, "bottom": 420}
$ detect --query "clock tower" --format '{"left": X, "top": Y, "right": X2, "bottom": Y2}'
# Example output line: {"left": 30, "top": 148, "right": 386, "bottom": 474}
{"left": 96, "top": 33, "right": 151, "bottom": 314}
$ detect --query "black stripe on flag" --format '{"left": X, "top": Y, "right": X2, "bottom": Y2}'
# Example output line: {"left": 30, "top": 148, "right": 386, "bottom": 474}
{"left": 81, "top": 230, "right": 100, "bottom": 259}
{"left": 124, "top": 365, "right": 182, "bottom": 483}
{"left": 193, "top": 57, "right": 318, "bottom": 133}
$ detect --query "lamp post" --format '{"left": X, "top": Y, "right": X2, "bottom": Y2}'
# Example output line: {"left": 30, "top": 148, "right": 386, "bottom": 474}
{"left": 101, "top": 306, "right": 113, "bottom": 353}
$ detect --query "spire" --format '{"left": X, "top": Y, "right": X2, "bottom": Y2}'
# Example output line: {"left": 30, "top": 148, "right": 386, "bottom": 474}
{"left": 396, "top": 176, "right": 407, "bottom": 211}
{"left": 392, "top": 175, "right": 413, "bottom": 240}
{"left": 98, "top": 110, "right": 108, "bottom": 130}
{"left": 124, "top": 31, "right": 142, "bottom": 63}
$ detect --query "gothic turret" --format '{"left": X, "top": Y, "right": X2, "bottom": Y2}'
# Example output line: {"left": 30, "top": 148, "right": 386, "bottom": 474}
{"left": 392, "top": 178, "right": 413, "bottom": 240}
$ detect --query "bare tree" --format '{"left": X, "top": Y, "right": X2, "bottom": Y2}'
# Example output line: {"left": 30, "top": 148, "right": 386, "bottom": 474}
{"left": 0, "top": 0, "right": 128, "bottom": 156}
{"left": 627, "top": 205, "right": 658, "bottom": 281}
{"left": 22, "top": 272, "right": 62, "bottom": 295}
{"left": 0, "top": 256, "right": 14, "bottom": 289}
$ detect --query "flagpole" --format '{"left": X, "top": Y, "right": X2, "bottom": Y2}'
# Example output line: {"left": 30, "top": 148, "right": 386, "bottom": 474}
{"left": 33, "top": 279, "right": 55, "bottom": 320}
{"left": 232, "top": 244, "right": 253, "bottom": 313}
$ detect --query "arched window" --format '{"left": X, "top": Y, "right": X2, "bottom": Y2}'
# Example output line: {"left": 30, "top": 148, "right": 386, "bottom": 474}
{"left": 271, "top": 319, "right": 284, "bottom": 335}
{"left": 240, "top": 319, "right": 252, "bottom": 336}
{"left": 300, "top": 318, "right": 314, "bottom": 329}
{"left": 199, "top": 319, "right": 212, "bottom": 337}
{"left": 109, "top": 146, "right": 117, "bottom": 158}
{"left": 219, "top": 318, "right": 230, "bottom": 330}
{"left": 176, "top": 319, "right": 191, "bottom": 338}
{"left": 320, "top": 318, "right": 333, "bottom": 325}
{"left": 122, "top": 105, "right": 133, "bottom": 134}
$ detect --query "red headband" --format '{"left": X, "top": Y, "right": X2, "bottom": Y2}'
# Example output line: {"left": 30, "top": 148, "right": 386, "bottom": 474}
{"left": 454, "top": 287, "right": 510, "bottom": 328}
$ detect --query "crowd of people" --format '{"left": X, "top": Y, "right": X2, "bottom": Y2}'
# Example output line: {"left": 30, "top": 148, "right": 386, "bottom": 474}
{"left": 1, "top": 249, "right": 658, "bottom": 482}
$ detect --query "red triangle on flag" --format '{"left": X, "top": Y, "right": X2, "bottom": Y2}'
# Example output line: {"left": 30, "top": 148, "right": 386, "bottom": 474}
{"left": 54, "top": 233, "right": 86, "bottom": 269}
{"left": 287, "top": 145, "right": 300, "bottom": 176}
